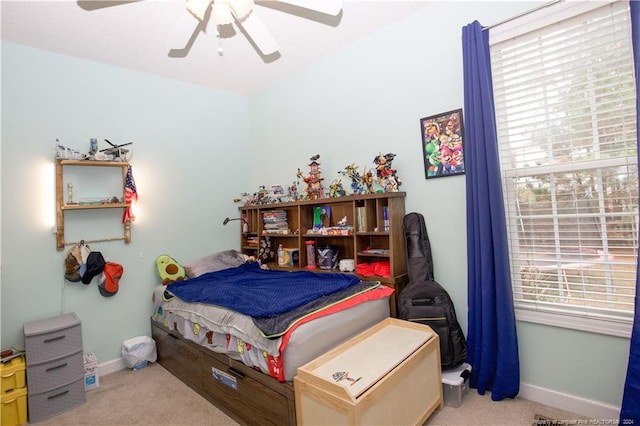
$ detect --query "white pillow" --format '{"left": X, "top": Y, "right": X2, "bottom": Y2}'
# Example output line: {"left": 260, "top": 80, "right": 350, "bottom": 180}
{"left": 184, "top": 249, "right": 246, "bottom": 278}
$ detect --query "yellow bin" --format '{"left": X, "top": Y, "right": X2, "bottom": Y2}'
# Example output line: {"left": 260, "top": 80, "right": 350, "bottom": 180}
{"left": 1, "top": 387, "right": 28, "bottom": 426}
{"left": 1, "top": 356, "right": 26, "bottom": 393}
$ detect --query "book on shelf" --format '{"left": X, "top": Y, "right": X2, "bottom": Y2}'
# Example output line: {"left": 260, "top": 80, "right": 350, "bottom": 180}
{"left": 313, "top": 206, "right": 331, "bottom": 229}
{"left": 382, "top": 206, "right": 389, "bottom": 231}
{"left": 356, "top": 207, "right": 367, "bottom": 232}
{"left": 359, "top": 248, "right": 390, "bottom": 255}
{"left": 262, "top": 229, "right": 291, "bottom": 235}
{"left": 262, "top": 210, "right": 287, "bottom": 218}
{"left": 264, "top": 223, "right": 288, "bottom": 229}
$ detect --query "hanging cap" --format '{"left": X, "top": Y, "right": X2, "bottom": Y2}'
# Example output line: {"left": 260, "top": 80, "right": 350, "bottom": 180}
{"left": 82, "top": 252, "right": 106, "bottom": 284}
{"left": 78, "top": 244, "right": 91, "bottom": 278}
{"left": 64, "top": 245, "right": 82, "bottom": 282}
{"left": 98, "top": 262, "right": 122, "bottom": 297}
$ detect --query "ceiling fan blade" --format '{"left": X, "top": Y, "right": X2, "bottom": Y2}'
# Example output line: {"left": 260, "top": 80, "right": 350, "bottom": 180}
{"left": 168, "top": 9, "right": 201, "bottom": 50}
{"left": 275, "top": 0, "right": 342, "bottom": 16}
{"left": 236, "top": 13, "right": 279, "bottom": 56}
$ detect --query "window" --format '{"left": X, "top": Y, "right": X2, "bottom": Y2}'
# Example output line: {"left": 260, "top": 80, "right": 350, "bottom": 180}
{"left": 490, "top": 0, "right": 638, "bottom": 337}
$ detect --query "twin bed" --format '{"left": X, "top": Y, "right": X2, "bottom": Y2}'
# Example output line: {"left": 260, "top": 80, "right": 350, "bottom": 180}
{"left": 150, "top": 251, "right": 394, "bottom": 425}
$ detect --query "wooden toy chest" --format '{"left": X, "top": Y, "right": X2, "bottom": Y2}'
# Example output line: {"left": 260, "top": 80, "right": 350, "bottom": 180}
{"left": 294, "top": 318, "right": 443, "bottom": 425}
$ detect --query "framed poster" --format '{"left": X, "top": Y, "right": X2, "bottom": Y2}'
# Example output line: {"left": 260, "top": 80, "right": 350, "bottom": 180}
{"left": 419, "top": 108, "right": 465, "bottom": 179}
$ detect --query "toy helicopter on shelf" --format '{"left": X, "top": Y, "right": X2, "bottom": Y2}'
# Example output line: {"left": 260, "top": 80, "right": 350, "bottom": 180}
{"left": 99, "top": 139, "right": 133, "bottom": 161}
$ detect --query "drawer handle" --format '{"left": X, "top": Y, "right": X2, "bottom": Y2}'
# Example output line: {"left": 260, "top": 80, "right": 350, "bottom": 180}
{"left": 227, "top": 367, "right": 244, "bottom": 380}
{"left": 44, "top": 335, "right": 65, "bottom": 344}
{"left": 47, "top": 390, "right": 69, "bottom": 400}
{"left": 46, "top": 362, "right": 68, "bottom": 372}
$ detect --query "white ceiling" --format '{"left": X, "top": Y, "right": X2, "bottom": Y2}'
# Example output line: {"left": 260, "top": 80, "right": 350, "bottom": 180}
{"left": 1, "top": 0, "right": 429, "bottom": 95}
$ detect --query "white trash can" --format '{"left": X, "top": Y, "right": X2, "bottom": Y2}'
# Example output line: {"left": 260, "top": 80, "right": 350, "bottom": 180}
{"left": 121, "top": 336, "right": 157, "bottom": 370}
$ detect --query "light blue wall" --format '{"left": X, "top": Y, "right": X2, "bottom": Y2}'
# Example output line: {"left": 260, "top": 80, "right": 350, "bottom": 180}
{"left": 1, "top": 42, "right": 250, "bottom": 362}
{"left": 248, "top": 1, "right": 629, "bottom": 408}
{"left": 0, "top": 0, "right": 631, "bottom": 412}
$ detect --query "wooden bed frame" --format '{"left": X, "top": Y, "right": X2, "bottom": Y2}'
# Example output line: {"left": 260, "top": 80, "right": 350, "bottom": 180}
{"left": 151, "top": 319, "right": 296, "bottom": 426}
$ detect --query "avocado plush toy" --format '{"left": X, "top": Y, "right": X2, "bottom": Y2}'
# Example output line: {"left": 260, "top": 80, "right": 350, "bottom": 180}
{"left": 156, "top": 255, "right": 186, "bottom": 285}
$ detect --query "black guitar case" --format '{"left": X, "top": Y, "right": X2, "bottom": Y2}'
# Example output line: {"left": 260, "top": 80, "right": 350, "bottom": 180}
{"left": 398, "top": 212, "right": 467, "bottom": 370}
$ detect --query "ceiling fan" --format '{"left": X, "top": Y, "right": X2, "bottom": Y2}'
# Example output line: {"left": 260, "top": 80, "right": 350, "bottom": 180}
{"left": 168, "top": 0, "right": 343, "bottom": 56}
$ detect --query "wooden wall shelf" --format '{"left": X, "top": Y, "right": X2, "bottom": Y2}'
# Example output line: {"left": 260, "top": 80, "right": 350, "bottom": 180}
{"left": 55, "top": 159, "right": 132, "bottom": 250}
{"left": 62, "top": 203, "right": 130, "bottom": 211}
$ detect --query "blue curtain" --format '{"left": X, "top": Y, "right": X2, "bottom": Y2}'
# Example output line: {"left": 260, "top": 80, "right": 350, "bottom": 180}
{"left": 461, "top": 21, "right": 520, "bottom": 401}
{"left": 620, "top": 1, "right": 640, "bottom": 423}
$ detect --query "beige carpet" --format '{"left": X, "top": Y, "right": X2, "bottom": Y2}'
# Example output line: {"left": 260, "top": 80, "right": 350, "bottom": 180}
{"left": 38, "top": 362, "right": 587, "bottom": 425}
{"left": 39, "top": 363, "right": 238, "bottom": 426}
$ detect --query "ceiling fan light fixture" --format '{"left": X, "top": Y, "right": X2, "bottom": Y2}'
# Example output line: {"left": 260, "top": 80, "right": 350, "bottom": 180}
{"left": 173, "top": 0, "right": 341, "bottom": 57}
{"left": 214, "top": 0, "right": 254, "bottom": 25}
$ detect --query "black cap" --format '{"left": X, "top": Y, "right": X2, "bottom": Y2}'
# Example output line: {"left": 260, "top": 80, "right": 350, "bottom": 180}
{"left": 82, "top": 252, "right": 105, "bottom": 284}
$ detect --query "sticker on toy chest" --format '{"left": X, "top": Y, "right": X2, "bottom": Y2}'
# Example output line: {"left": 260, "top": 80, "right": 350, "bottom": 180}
{"left": 332, "top": 371, "right": 362, "bottom": 386}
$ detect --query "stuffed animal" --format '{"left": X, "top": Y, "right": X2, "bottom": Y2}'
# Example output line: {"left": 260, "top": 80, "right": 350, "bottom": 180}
{"left": 156, "top": 255, "right": 186, "bottom": 285}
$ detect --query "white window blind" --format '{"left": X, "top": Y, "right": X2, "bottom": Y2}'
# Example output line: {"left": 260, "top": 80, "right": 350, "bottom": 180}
{"left": 490, "top": 0, "right": 638, "bottom": 336}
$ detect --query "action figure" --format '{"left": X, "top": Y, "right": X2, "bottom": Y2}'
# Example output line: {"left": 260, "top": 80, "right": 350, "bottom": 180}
{"left": 338, "top": 163, "right": 366, "bottom": 195}
{"left": 329, "top": 179, "right": 347, "bottom": 198}
{"left": 297, "top": 155, "right": 325, "bottom": 200}
{"left": 373, "top": 152, "right": 402, "bottom": 192}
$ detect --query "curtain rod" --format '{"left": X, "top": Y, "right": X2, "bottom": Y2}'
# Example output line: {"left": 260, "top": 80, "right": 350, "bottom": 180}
{"left": 482, "top": 0, "right": 562, "bottom": 31}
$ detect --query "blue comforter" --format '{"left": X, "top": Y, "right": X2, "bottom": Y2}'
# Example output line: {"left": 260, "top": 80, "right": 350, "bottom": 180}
{"left": 166, "top": 262, "right": 360, "bottom": 317}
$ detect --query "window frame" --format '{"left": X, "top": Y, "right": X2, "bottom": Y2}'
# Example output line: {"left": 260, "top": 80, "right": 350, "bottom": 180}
{"left": 489, "top": 0, "right": 637, "bottom": 338}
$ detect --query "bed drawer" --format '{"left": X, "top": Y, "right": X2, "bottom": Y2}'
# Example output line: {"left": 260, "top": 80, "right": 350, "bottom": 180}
{"left": 151, "top": 319, "right": 296, "bottom": 426}
{"left": 201, "top": 352, "right": 292, "bottom": 426}
{"left": 152, "top": 324, "right": 202, "bottom": 390}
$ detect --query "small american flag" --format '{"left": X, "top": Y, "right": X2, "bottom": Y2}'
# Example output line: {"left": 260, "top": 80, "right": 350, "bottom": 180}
{"left": 122, "top": 164, "right": 138, "bottom": 223}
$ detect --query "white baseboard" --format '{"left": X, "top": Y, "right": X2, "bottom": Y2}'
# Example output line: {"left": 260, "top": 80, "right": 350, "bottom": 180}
{"left": 520, "top": 382, "right": 620, "bottom": 420}
{"left": 98, "top": 357, "right": 127, "bottom": 377}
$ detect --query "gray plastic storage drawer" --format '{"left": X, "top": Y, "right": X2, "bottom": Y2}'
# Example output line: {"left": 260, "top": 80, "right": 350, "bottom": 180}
{"left": 27, "top": 378, "right": 86, "bottom": 423}
{"left": 26, "top": 350, "right": 84, "bottom": 393}
{"left": 24, "top": 313, "right": 82, "bottom": 364}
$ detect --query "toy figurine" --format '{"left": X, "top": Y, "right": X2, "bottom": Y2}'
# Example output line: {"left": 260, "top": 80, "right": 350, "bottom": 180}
{"left": 288, "top": 180, "right": 300, "bottom": 202}
{"left": 234, "top": 192, "right": 251, "bottom": 205}
{"left": 361, "top": 169, "right": 375, "bottom": 194}
{"left": 66, "top": 183, "right": 77, "bottom": 205}
{"left": 338, "top": 163, "right": 366, "bottom": 195}
{"left": 269, "top": 184, "right": 286, "bottom": 203}
{"left": 373, "top": 152, "right": 402, "bottom": 192}
{"left": 297, "top": 155, "right": 325, "bottom": 200}
{"left": 329, "top": 179, "right": 347, "bottom": 198}
{"left": 256, "top": 186, "right": 270, "bottom": 204}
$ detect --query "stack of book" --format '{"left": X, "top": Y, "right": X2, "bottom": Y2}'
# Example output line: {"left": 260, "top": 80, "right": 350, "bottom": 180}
{"left": 262, "top": 210, "right": 290, "bottom": 234}
{"left": 246, "top": 235, "right": 259, "bottom": 248}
